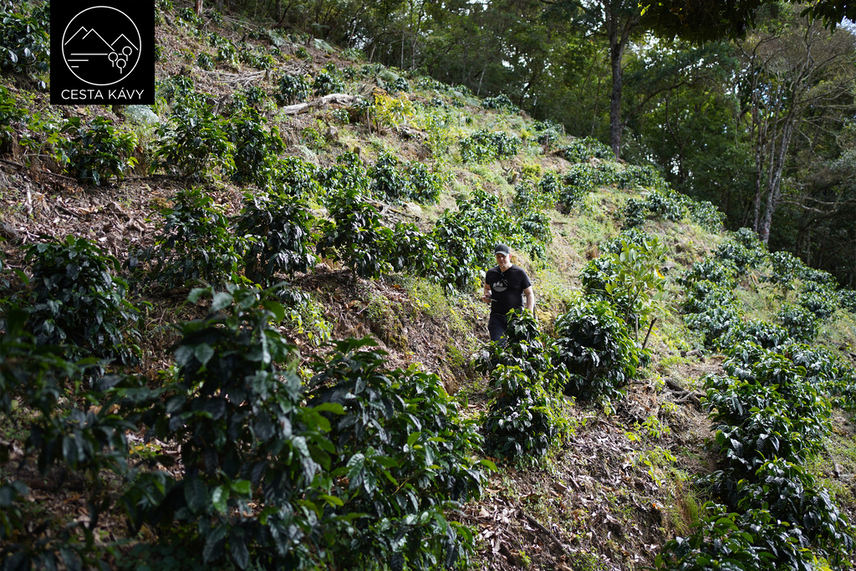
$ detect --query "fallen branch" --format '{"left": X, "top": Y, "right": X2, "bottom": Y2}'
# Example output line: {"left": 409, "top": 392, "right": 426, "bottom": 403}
{"left": 280, "top": 93, "right": 364, "bottom": 115}
{"left": 519, "top": 509, "right": 569, "bottom": 556}
{"left": 665, "top": 378, "right": 703, "bottom": 408}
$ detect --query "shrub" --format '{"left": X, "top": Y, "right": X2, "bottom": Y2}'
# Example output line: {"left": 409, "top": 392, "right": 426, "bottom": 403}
{"left": 405, "top": 160, "right": 444, "bottom": 204}
{"left": 387, "top": 222, "right": 440, "bottom": 276}
{"left": 655, "top": 503, "right": 793, "bottom": 571}
{"left": 777, "top": 303, "right": 818, "bottom": 343}
{"left": 153, "top": 92, "right": 235, "bottom": 179}
{"left": 277, "top": 156, "right": 321, "bottom": 198}
{"left": 0, "top": 308, "right": 156, "bottom": 569}
{"left": 120, "top": 286, "right": 488, "bottom": 570}
{"left": 236, "top": 189, "right": 316, "bottom": 284}
{"left": 275, "top": 73, "right": 311, "bottom": 105}
{"left": 735, "top": 459, "right": 853, "bottom": 566}
{"left": 317, "top": 176, "right": 394, "bottom": 279}
{"left": 721, "top": 319, "right": 790, "bottom": 350}
{"left": 228, "top": 106, "right": 286, "bottom": 187}
{"left": 554, "top": 299, "right": 640, "bottom": 403}
{"left": 136, "top": 187, "right": 247, "bottom": 288}
{"left": 58, "top": 117, "right": 138, "bottom": 186}
{"left": 798, "top": 283, "right": 838, "bottom": 321}
{"left": 370, "top": 152, "right": 412, "bottom": 202}
{"left": 312, "top": 70, "right": 345, "bottom": 96}
{"left": 460, "top": 130, "right": 519, "bottom": 163}
{"left": 561, "top": 137, "right": 613, "bottom": 162}
{"left": 122, "top": 284, "right": 324, "bottom": 568}
{"left": 714, "top": 242, "right": 765, "bottom": 276}
{"left": 482, "top": 94, "right": 518, "bottom": 113}
{"left": 617, "top": 165, "right": 664, "bottom": 189}
{"left": 767, "top": 250, "right": 805, "bottom": 289}
{"left": 429, "top": 188, "right": 510, "bottom": 291}
{"left": 0, "top": 1, "right": 50, "bottom": 84}
{"left": 580, "top": 236, "right": 666, "bottom": 337}
{"left": 680, "top": 258, "right": 738, "bottom": 289}
{"left": 482, "top": 366, "right": 563, "bottom": 460}
{"left": 306, "top": 338, "right": 486, "bottom": 569}
{"left": 24, "top": 236, "right": 142, "bottom": 366}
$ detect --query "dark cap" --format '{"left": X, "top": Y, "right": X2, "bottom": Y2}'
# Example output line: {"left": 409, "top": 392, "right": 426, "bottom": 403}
{"left": 494, "top": 244, "right": 510, "bottom": 256}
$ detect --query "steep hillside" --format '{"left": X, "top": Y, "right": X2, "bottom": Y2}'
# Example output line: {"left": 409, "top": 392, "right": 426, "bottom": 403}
{"left": 3, "top": 2, "right": 856, "bottom": 570}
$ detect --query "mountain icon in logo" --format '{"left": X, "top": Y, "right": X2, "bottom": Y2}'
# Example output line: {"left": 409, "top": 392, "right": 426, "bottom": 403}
{"left": 61, "top": 6, "right": 142, "bottom": 86}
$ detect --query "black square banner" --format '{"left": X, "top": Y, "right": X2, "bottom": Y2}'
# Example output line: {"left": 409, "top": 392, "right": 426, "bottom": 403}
{"left": 50, "top": 1, "right": 155, "bottom": 105}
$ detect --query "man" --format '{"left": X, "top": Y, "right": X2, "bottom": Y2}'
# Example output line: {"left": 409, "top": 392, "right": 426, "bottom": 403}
{"left": 482, "top": 243, "right": 535, "bottom": 342}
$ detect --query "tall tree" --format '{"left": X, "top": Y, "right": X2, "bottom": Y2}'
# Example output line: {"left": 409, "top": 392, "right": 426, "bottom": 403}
{"left": 641, "top": 0, "right": 856, "bottom": 43}
{"left": 737, "top": 6, "right": 856, "bottom": 243}
{"left": 564, "top": 0, "right": 647, "bottom": 157}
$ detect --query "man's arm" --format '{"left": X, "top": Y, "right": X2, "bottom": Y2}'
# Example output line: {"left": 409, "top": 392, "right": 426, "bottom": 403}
{"left": 483, "top": 281, "right": 492, "bottom": 303}
{"left": 523, "top": 286, "right": 535, "bottom": 311}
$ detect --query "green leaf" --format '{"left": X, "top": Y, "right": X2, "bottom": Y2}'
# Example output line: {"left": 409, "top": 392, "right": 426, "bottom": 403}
{"left": 230, "top": 535, "right": 249, "bottom": 570}
{"left": 478, "top": 458, "right": 498, "bottom": 471}
{"left": 212, "top": 485, "right": 228, "bottom": 513}
{"left": 230, "top": 479, "right": 252, "bottom": 496}
{"left": 211, "top": 291, "right": 233, "bottom": 312}
{"left": 184, "top": 476, "right": 208, "bottom": 514}
{"left": 188, "top": 287, "right": 207, "bottom": 303}
{"left": 319, "top": 494, "right": 344, "bottom": 507}
{"left": 194, "top": 343, "right": 215, "bottom": 366}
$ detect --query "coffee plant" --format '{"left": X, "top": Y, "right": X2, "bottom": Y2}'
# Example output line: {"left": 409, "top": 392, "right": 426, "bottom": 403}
{"left": 121, "top": 283, "right": 325, "bottom": 568}
{"left": 305, "top": 338, "right": 487, "bottom": 570}
{"left": 227, "top": 106, "right": 286, "bottom": 188}
{"left": 0, "top": 1, "right": 49, "bottom": 85}
{"left": 370, "top": 152, "right": 412, "bottom": 202}
{"left": 554, "top": 299, "right": 641, "bottom": 403}
{"left": 714, "top": 242, "right": 767, "bottom": 277}
{"left": 235, "top": 189, "right": 316, "bottom": 284}
{"left": 798, "top": 283, "right": 839, "bottom": 321}
{"left": 479, "top": 312, "right": 568, "bottom": 461}
{"left": 482, "top": 365, "right": 564, "bottom": 460}
{"left": 482, "top": 94, "right": 518, "bottom": 113}
{"left": 277, "top": 156, "right": 321, "bottom": 198}
{"left": 312, "top": 69, "right": 345, "bottom": 96}
{"left": 655, "top": 503, "right": 793, "bottom": 571}
{"left": 118, "top": 285, "right": 488, "bottom": 570}
{"left": 275, "top": 73, "right": 311, "bottom": 105}
{"left": 24, "top": 235, "right": 142, "bottom": 366}
{"left": 624, "top": 188, "right": 723, "bottom": 232}
{"left": 136, "top": 187, "right": 247, "bottom": 288}
{"left": 387, "top": 221, "right": 440, "bottom": 276}
{"left": 317, "top": 171, "right": 394, "bottom": 279}
{"left": 776, "top": 303, "right": 819, "bottom": 342}
{"left": 58, "top": 117, "right": 138, "bottom": 186}
{"left": 561, "top": 137, "right": 613, "bottom": 162}
{"left": 680, "top": 258, "right": 738, "bottom": 289}
{"left": 721, "top": 319, "right": 790, "bottom": 350}
{"left": 460, "top": 130, "right": 519, "bottom": 163}
{"left": 617, "top": 165, "right": 664, "bottom": 190}
{"left": 0, "top": 308, "right": 157, "bottom": 569}
{"left": 153, "top": 91, "right": 235, "bottom": 179}
{"left": 735, "top": 458, "right": 853, "bottom": 566}
{"left": 429, "top": 188, "right": 511, "bottom": 291}
{"left": 405, "top": 160, "right": 444, "bottom": 204}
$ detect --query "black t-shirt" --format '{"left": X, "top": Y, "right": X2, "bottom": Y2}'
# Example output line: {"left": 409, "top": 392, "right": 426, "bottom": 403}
{"left": 485, "top": 265, "right": 532, "bottom": 316}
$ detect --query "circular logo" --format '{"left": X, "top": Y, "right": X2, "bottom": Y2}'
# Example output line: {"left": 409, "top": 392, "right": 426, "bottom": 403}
{"left": 61, "top": 6, "right": 142, "bottom": 87}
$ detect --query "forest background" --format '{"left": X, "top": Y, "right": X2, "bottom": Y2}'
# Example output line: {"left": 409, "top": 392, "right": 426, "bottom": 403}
{"left": 256, "top": 0, "right": 856, "bottom": 285}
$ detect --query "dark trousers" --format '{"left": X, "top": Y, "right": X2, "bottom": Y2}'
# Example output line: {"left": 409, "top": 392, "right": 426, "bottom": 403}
{"left": 488, "top": 313, "right": 508, "bottom": 345}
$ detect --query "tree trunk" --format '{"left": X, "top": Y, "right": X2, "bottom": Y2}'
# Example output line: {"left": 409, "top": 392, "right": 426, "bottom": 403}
{"left": 608, "top": 29, "right": 623, "bottom": 158}
{"left": 195, "top": 0, "right": 203, "bottom": 17}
